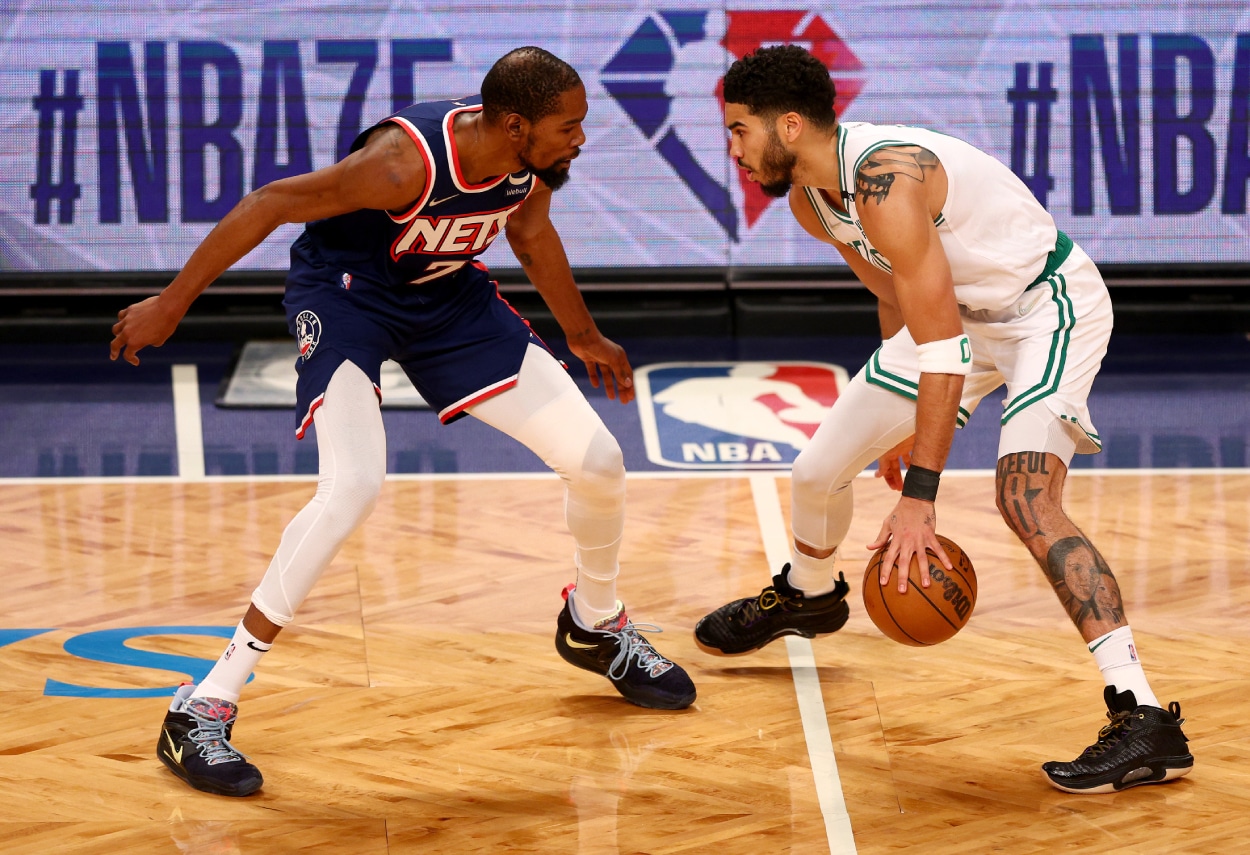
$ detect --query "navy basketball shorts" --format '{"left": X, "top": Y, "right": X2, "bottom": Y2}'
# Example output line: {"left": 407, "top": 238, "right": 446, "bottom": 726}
{"left": 283, "top": 263, "right": 550, "bottom": 438}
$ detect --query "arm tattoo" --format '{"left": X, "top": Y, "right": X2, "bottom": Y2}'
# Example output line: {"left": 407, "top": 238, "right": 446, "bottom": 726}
{"left": 855, "top": 145, "right": 939, "bottom": 206}
{"left": 1045, "top": 536, "right": 1126, "bottom": 630}
{"left": 516, "top": 252, "right": 533, "bottom": 267}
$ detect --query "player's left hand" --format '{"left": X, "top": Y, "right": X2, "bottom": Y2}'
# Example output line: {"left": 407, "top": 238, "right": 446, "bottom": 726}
{"left": 567, "top": 330, "right": 634, "bottom": 404}
{"left": 875, "top": 435, "right": 915, "bottom": 491}
{"left": 867, "top": 495, "right": 952, "bottom": 593}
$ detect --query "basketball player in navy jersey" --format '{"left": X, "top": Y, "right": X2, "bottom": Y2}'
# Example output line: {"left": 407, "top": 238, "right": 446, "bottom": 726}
{"left": 110, "top": 47, "right": 695, "bottom": 798}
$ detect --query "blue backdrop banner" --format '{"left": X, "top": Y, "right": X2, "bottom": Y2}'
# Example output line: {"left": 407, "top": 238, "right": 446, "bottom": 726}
{"left": 3, "top": 1, "right": 1248, "bottom": 272}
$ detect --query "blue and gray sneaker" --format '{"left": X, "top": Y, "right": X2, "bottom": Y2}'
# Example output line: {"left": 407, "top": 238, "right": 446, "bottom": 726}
{"left": 157, "top": 683, "right": 264, "bottom": 797}
{"left": 555, "top": 585, "right": 696, "bottom": 710}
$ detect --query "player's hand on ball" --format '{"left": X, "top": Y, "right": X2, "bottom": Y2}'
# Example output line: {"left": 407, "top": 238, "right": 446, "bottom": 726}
{"left": 567, "top": 330, "right": 635, "bottom": 404}
{"left": 867, "top": 495, "right": 952, "bottom": 593}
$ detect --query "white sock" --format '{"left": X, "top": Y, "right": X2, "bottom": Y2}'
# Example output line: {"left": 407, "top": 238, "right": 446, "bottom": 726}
{"left": 191, "top": 622, "right": 272, "bottom": 704}
{"left": 573, "top": 539, "right": 622, "bottom": 627}
{"left": 1089, "top": 626, "right": 1161, "bottom": 708}
{"left": 571, "top": 579, "right": 621, "bottom": 628}
{"left": 786, "top": 544, "right": 838, "bottom": 596}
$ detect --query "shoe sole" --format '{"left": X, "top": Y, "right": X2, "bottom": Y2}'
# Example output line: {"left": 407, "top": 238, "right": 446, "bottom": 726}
{"left": 694, "top": 601, "right": 850, "bottom": 657}
{"left": 556, "top": 642, "right": 696, "bottom": 711}
{"left": 1043, "top": 757, "right": 1193, "bottom": 794}
{"left": 612, "top": 685, "right": 697, "bottom": 711}
{"left": 157, "top": 750, "right": 264, "bottom": 798}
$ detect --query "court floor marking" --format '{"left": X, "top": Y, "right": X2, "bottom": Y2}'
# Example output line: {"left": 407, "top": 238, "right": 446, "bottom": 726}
{"left": 3, "top": 468, "right": 1249, "bottom": 487}
{"left": 171, "top": 364, "right": 205, "bottom": 480}
{"left": 750, "top": 472, "right": 856, "bottom": 855}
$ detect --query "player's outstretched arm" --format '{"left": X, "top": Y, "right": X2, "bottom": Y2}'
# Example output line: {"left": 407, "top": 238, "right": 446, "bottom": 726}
{"left": 505, "top": 181, "right": 634, "bottom": 404}
{"left": 109, "top": 125, "right": 428, "bottom": 365}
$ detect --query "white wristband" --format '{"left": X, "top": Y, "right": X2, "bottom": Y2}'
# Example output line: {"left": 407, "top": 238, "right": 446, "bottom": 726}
{"left": 916, "top": 334, "right": 972, "bottom": 375}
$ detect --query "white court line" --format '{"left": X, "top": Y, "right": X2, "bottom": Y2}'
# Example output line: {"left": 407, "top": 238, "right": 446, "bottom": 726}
{"left": 171, "top": 364, "right": 205, "bottom": 480}
{"left": 749, "top": 473, "right": 857, "bottom": 855}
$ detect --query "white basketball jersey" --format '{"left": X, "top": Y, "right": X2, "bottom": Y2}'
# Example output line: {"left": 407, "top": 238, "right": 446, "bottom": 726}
{"left": 801, "top": 121, "right": 1058, "bottom": 312}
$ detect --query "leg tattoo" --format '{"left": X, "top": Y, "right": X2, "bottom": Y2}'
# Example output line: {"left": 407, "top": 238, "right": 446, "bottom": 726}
{"left": 996, "top": 452, "right": 1127, "bottom": 640}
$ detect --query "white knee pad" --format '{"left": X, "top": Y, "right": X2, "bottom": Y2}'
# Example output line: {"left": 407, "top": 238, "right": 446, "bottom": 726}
{"left": 251, "top": 360, "right": 386, "bottom": 626}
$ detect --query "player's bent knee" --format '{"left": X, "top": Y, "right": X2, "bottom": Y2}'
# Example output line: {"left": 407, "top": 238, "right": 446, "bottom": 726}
{"left": 321, "top": 475, "right": 383, "bottom": 533}
{"left": 791, "top": 448, "right": 849, "bottom": 505}
{"left": 579, "top": 426, "right": 625, "bottom": 486}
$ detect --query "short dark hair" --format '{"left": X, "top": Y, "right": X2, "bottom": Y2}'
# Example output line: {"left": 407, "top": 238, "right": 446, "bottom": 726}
{"left": 481, "top": 46, "right": 581, "bottom": 124}
{"left": 722, "top": 45, "right": 837, "bottom": 129}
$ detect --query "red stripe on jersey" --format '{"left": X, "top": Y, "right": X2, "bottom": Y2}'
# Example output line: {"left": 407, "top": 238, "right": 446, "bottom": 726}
{"left": 444, "top": 106, "right": 507, "bottom": 192}
{"left": 383, "top": 117, "right": 435, "bottom": 223}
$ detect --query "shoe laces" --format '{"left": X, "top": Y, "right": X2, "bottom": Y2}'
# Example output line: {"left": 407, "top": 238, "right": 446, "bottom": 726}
{"left": 183, "top": 698, "right": 248, "bottom": 766}
{"left": 1081, "top": 709, "right": 1140, "bottom": 758}
{"left": 732, "top": 585, "right": 793, "bottom": 626}
{"left": 602, "top": 621, "right": 674, "bottom": 680}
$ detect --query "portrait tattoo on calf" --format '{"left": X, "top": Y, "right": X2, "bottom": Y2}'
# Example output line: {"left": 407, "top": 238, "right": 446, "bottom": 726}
{"left": 855, "top": 145, "right": 939, "bottom": 206}
{"left": 1045, "top": 535, "right": 1126, "bottom": 630}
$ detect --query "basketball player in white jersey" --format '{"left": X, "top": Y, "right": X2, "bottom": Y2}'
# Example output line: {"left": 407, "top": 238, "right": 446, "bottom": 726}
{"left": 110, "top": 47, "right": 695, "bottom": 798}
{"left": 694, "top": 45, "right": 1192, "bottom": 794}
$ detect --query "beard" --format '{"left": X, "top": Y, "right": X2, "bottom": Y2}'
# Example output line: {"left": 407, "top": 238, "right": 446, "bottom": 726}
{"left": 521, "top": 145, "right": 573, "bottom": 191}
{"left": 757, "top": 130, "right": 798, "bottom": 198}
{"left": 532, "top": 162, "right": 571, "bottom": 190}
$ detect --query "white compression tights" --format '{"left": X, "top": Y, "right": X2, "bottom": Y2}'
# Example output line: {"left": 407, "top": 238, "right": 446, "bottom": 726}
{"left": 251, "top": 346, "right": 625, "bottom": 628}
{"left": 251, "top": 360, "right": 386, "bottom": 625}
{"left": 469, "top": 344, "right": 626, "bottom": 624}
{"left": 787, "top": 374, "right": 918, "bottom": 591}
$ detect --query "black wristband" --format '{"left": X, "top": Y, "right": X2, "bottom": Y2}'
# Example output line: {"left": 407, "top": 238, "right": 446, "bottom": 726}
{"left": 901, "top": 465, "right": 940, "bottom": 502}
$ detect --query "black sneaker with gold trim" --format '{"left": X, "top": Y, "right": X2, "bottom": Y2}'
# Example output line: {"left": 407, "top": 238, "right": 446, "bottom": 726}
{"left": 555, "top": 585, "right": 696, "bottom": 710}
{"left": 695, "top": 564, "right": 850, "bottom": 655}
{"left": 1043, "top": 687, "right": 1194, "bottom": 794}
{"left": 157, "top": 683, "right": 264, "bottom": 797}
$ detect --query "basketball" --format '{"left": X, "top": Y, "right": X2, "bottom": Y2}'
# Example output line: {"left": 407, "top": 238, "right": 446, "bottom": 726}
{"left": 862, "top": 535, "right": 977, "bottom": 646}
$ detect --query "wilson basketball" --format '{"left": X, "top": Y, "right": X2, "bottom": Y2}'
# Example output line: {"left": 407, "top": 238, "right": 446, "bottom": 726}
{"left": 862, "top": 535, "right": 977, "bottom": 646}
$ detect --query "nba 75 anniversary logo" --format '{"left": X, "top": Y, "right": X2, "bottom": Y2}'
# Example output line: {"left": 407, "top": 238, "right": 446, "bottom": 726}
{"left": 636, "top": 362, "right": 848, "bottom": 469}
{"left": 600, "top": 9, "right": 863, "bottom": 241}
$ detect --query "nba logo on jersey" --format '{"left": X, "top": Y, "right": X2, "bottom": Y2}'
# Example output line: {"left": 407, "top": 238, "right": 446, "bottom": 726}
{"left": 635, "top": 362, "right": 848, "bottom": 469}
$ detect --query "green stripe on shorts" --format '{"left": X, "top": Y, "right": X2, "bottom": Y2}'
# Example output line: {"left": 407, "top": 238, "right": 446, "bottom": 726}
{"left": 864, "top": 349, "right": 972, "bottom": 427}
{"left": 1001, "top": 272, "right": 1075, "bottom": 424}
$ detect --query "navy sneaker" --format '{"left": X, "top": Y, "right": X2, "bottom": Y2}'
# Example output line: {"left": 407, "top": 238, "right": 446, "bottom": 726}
{"left": 157, "top": 684, "right": 264, "bottom": 797}
{"left": 1043, "top": 687, "right": 1194, "bottom": 794}
{"left": 555, "top": 585, "right": 696, "bottom": 710}
{"left": 695, "top": 564, "right": 850, "bottom": 655}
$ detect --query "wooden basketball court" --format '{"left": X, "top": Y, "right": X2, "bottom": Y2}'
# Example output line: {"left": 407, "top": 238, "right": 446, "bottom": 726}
{"left": 2, "top": 470, "right": 1247, "bottom": 853}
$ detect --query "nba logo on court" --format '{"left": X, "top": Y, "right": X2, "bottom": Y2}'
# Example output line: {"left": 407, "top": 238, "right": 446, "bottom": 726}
{"left": 635, "top": 362, "right": 848, "bottom": 469}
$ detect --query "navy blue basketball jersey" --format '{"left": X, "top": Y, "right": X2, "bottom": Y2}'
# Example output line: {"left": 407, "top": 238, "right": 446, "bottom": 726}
{"left": 290, "top": 95, "right": 536, "bottom": 290}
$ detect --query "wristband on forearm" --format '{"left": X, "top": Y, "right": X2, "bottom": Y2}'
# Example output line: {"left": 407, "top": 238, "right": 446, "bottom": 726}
{"left": 901, "top": 465, "right": 941, "bottom": 502}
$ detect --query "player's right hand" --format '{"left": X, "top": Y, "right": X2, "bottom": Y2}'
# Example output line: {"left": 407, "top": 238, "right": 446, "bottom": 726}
{"left": 567, "top": 330, "right": 635, "bottom": 405}
{"left": 110, "top": 294, "right": 183, "bottom": 365}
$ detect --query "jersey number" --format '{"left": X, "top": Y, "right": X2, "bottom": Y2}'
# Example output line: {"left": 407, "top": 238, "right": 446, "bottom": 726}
{"left": 409, "top": 260, "right": 466, "bottom": 285}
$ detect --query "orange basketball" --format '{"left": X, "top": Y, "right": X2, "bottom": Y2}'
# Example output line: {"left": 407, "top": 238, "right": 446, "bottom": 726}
{"left": 861, "top": 535, "right": 977, "bottom": 646}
